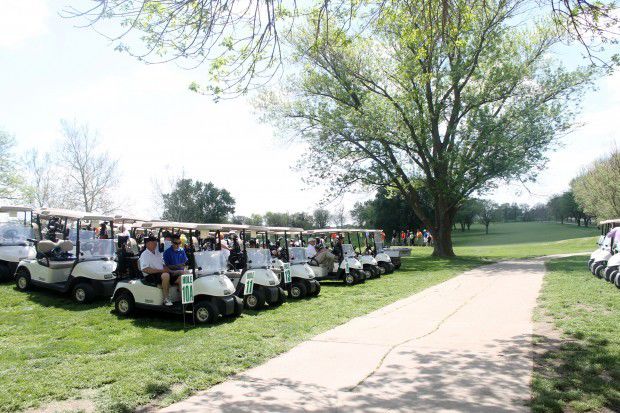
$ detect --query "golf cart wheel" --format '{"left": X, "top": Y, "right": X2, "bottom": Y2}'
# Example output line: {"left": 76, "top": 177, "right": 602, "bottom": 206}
{"left": 232, "top": 296, "right": 244, "bottom": 317}
{"left": 587, "top": 259, "right": 594, "bottom": 270}
{"left": 378, "top": 262, "right": 391, "bottom": 275}
{"left": 356, "top": 270, "right": 366, "bottom": 283}
{"left": 311, "top": 281, "right": 321, "bottom": 296}
{"left": 377, "top": 265, "right": 386, "bottom": 276}
{"left": 595, "top": 265, "right": 606, "bottom": 279}
{"left": 244, "top": 288, "right": 266, "bottom": 310}
{"left": 194, "top": 300, "right": 219, "bottom": 324}
{"left": 0, "top": 262, "right": 10, "bottom": 281}
{"left": 604, "top": 267, "right": 616, "bottom": 282}
{"left": 272, "top": 287, "right": 286, "bottom": 306}
{"left": 114, "top": 292, "right": 135, "bottom": 316}
{"left": 72, "top": 283, "right": 95, "bottom": 304}
{"left": 290, "top": 281, "right": 307, "bottom": 299}
{"left": 615, "top": 274, "right": 620, "bottom": 288}
{"left": 610, "top": 270, "right": 619, "bottom": 285}
{"left": 15, "top": 268, "right": 31, "bottom": 291}
{"left": 344, "top": 272, "right": 355, "bottom": 286}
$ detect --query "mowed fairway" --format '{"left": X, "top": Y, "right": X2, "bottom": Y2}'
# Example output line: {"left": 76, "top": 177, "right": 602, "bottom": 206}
{"left": 0, "top": 222, "right": 598, "bottom": 412}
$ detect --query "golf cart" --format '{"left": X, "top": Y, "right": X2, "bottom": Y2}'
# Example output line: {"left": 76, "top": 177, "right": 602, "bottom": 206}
{"left": 304, "top": 229, "right": 366, "bottom": 285}
{"left": 112, "top": 222, "right": 243, "bottom": 323}
{"left": 366, "top": 229, "right": 396, "bottom": 273}
{"left": 14, "top": 209, "right": 118, "bottom": 303}
{"left": 220, "top": 224, "right": 286, "bottom": 310}
{"left": 268, "top": 227, "right": 320, "bottom": 299}
{"left": 0, "top": 205, "right": 37, "bottom": 280}
{"left": 590, "top": 222, "right": 620, "bottom": 278}
{"left": 588, "top": 220, "right": 618, "bottom": 273}
{"left": 344, "top": 229, "right": 385, "bottom": 278}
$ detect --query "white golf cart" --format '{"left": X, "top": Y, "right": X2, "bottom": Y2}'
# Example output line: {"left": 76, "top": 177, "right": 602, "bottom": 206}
{"left": 368, "top": 229, "right": 396, "bottom": 273}
{"left": 220, "top": 224, "right": 286, "bottom": 310}
{"left": 112, "top": 222, "right": 243, "bottom": 323}
{"left": 15, "top": 209, "right": 118, "bottom": 303}
{"left": 0, "top": 205, "right": 37, "bottom": 280}
{"left": 344, "top": 229, "right": 385, "bottom": 278}
{"left": 268, "top": 227, "right": 320, "bottom": 299}
{"left": 304, "top": 229, "right": 366, "bottom": 285}
{"left": 590, "top": 221, "right": 620, "bottom": 278}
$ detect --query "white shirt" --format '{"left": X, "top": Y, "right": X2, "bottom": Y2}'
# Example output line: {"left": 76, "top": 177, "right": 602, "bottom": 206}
{"left": 139, "top": 248, "right": 164, "bottom": 274}
{"left": 306, "top": 244, "right": 317, "bottom": 257}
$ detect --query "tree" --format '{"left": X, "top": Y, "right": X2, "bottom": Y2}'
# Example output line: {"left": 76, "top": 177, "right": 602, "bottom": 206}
{"left": 572, "top": 150, "right": 620, "bottom": 221}
{"left": 0, "top": 131, "right": 23, "bottom": 201}
{"left": 59, "top": 120, "right": 120, "bottom": 213}
{"left": 289, "top": 212, "right": 314, "bottom": 229}
{"left": 264, "top": 212, "right": 290, "bottom": 227}
{"left": 21, "top": 149, "right": 57, "bottom": 208}
{"left": 246, "top": 214, "right": 264, "bottom": 226}
{"left": 260, "top": 0, "right": 593, "bottom": 257}
{"left": 331, "top": 204, "right": 346, "bottom": 227}
{"left": 162, "top": 178, "right": 235, "bottom": 222}
{"left": 351, "top": 200, "right": 375, "bottom": 228}
{"left": 455, "top": 199, "right": 482, "bottom": 232}
{"left": 231, "top": 216, "right": 247, "bottom": 225}
{"left": 547, "top": 194, "right": 571, "bottom": 224}
{"left": 478, "top": 200, "right": 499, "bottom": 235}
{"left": 312, "top": 208, "right": 330, "bottom": 228}
{"left": 69, "top": 1, "right": 617, "bottom": 98}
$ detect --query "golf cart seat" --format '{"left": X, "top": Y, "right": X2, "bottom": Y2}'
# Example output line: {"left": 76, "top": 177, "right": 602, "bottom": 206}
{"left": 36, "top": 240, "right": 75, "bottom": 268}
{"left": 140, "top": 275, "right": 162, "bottom": 288}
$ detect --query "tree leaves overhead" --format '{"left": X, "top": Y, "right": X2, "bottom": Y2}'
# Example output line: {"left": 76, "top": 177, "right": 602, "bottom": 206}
{"left": 572, "top": 150, "right": 620, "bottom": 220}
{"left": 162, "top": 178, "right": 235, "bottom": 222}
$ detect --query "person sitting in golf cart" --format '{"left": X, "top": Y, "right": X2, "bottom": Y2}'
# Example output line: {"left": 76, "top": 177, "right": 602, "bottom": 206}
{"left": 306, "top": 238, "right": 317, "bottom": 258}
{"left": 163, "top": 233, "right": 188, "bottom": 275}
{"left": 139, "top": 234, "right": 180, "bottom": 307}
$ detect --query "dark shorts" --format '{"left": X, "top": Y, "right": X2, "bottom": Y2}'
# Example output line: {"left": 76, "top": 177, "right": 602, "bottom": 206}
{"left": 144, "top": 272, "right": 180, "bottom": 285}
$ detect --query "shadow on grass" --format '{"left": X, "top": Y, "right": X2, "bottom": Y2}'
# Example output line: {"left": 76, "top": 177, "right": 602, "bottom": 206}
{"left": 21, "top": 286, "right": 109, "bottom": 311}
{"left": 531, "top": 333, "right": 620, "bottom": 412}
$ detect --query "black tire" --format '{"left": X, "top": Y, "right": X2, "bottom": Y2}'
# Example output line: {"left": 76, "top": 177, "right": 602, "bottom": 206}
{"left": 604, "top": 267, "right": 615, "bottom": 282}
{"left": 243, "top": 287, "right": 266, "bottom": 310}
{"left": 311, "top": 281, "right": 321, "bottom": 297}
{"left": 355, "top": 270, "right": 366, "bottom": 283}
{"left": 194, "top": 300, "right": 220, "bottom": 324}
{"left": 393, "top": 259, "right": 402, "bottom": 270}
{"left": 587, "top": 259, "right": 594, "bottom": 270}
{"left": 379, "top": 262, "right": 392, "bottom": 274}
{"left": 272, "top": 287, "right": 286, "bottom": 306}
{"left": 609, "top": 270, "right": 619, "bottom": 286}
{"left": 114, "top": 291, "right": 135, "bottom": 316}
{"left": 376, "top": 265, "right": 386, "bottom": 276}
{"left": 232, "top": 296, "right": 244, "bottom": 317}
{"left": 615, "top": 274, "right": 620, "bottom": 289}
{"left": 0, "top": 262, "right": 11, "bottom": 281}
{"left": 72, "top": 283, "right": 95, "bottom": 304}
{"left": 290, "top": 281, "right": 307, "bottom": 299}
{"left": 343, "top": 272, "right": 356, "bottom": 286}
{"left": 595, "top": 264, "right": 606, "bottom": 279}
{"left": 15, "top": 267, "right": 31, "bottom": 291}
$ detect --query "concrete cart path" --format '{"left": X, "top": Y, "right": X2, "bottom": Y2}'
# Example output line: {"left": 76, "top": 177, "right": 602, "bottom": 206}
{"left": 160, "top": 259, "right": 548, "bottom": 413}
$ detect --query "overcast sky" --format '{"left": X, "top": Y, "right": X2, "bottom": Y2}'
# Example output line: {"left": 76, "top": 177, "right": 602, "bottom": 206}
{"left": 1, "top": 0, "right": 619, "bottom": 220}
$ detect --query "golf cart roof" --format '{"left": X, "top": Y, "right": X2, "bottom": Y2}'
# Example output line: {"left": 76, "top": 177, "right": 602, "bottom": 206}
{"left": 82, "top": 213, "right": 116, "bottom": 221}
{"left": 39, "top": 208, "right": 87, "bottom": 219}
{"left": 0, "top": 205, "right": 33, "bottom": 213}
{"left": 219, "top": 224, "right": 266, "bottom": 232}
{"left": 142, "top": 221, "right": 198, "bottom": 230}
{"left": 194, "top": 223, "right": 224, "bottom": 231}
{"left": 113, "top": 214, "right": 151, "bottom": 223}
{"left": 600, "top": 219, "right": 620, "bottom": 225}
{"left": 305, "top": 228, "right": 349, "bottom": 234}
{"left": 268, "top": 226, "right": 305, "bottom": 233}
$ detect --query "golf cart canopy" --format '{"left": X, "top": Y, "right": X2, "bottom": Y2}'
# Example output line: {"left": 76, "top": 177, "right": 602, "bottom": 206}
{"left": 268, "top": 226, "right": 304, "bottom": 234}
{"left": 39, "top": 208, "right": 87, "bottom": 220}
{"left": 113, "top": 215, "right": 150, "bottom": 224}
{"left": 195, "top": 223, "right": 224, "bottom": 231}
{"left": 600, "top": 219, "right": 620, "bottom": 225}
{"left": 142, "top": 221, "right": 198, "bottom": 230}
{"left": 82, "top": 213, "right": 115, "bottom": 222}
{"left": 0, "top": 205, "right": 33, "bottom": 213}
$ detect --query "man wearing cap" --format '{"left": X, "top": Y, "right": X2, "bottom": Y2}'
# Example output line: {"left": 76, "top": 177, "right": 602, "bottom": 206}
{"left": 139, "top": 234, "right": 179, "bottom": 306}
{"left": 163, "top": 233, "right": 188, "bottom": 274}
{"left": 306, "top": 238, "right": 317, "bottom": 258}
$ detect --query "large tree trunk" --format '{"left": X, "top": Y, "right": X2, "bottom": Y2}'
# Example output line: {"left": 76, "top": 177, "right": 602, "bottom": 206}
{"left": 432, "top": 207, "right": 456, "bottom": 257}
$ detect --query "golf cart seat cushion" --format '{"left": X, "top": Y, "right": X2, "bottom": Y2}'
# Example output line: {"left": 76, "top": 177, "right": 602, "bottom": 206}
{"left": 37, "top": 240, "right": 56, "bottom": 254}
{"left": 58, "top": 240, "right": 73, "bottom": 253}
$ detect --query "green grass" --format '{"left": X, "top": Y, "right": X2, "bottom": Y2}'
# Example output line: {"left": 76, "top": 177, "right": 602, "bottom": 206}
{"left": 0, "top": 256, "right": 484, "bottom": 412}
{"left": 452, "top": 222, "right": 599, "bottom": 259}
{"left": 0, "top": 221, "right": 601, "bottom": 412}
{"left": 532, "top": 256, "right": 620, "bottom": 412}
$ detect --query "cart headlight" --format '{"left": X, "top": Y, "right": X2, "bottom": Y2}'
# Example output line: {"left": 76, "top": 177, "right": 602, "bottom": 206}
{"left": 269, "top": 280, "right": 276, "bottom": 286}
{"left": 104, "top": 274, "right": 114, "bottom": 280}
{"left": 224, "top": 289, "right": 232, "bottom": 295}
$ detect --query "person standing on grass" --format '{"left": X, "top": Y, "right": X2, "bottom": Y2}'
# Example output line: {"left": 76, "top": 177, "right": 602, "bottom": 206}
{"left": 409, "top": 231, "right": 415, "bottom": 246}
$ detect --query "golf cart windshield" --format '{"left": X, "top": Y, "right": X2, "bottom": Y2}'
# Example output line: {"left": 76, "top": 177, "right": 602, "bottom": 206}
{"left": 343, "top": 244, "right": 355, "bottom": 257}
{"left": 67, "top": 229, "right": 96, "bottom": 242}
{"left": 0, "top": 223, "right": 33, "bottom": 245}
{"left": 375, "top": 241, "right": 385, "bottom": 252}
{"left": 194, "top": 250, "right": 227, "bottom": 275}
{"left": 289, "top": 247, "right": 308, "bottom": 264}
{"left": 246, "top": 248, "right": 271, "bottom": 269}
{"left": 79, "top": 239, "right": 116, "bottom": 259}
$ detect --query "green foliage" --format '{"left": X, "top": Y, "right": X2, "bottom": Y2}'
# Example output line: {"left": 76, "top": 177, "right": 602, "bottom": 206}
{"left": 0, "top": 130, "right": 23, "bottom": 201}
{"left": 289, "top": 212, "right": 314, "bottom": 229}
{"left": 162, "top": 179, "right": 235, "bottom": 223}
{"left": 572, "top": 150, "right": 620, "bottom": 220}
{"left": 246, "top": 213, "right": 264, "bottom": 226}
{"left": 263, "top": 211, "right": 290, "bottom": 227}
{"left": 312, "top": 208, "right": 330, "bottom": 228}
{"left": 532, "top": 256, "right": 620, "bottom": 412}
{"left": 260, "top": 0, "right": 595, "bottom": 256}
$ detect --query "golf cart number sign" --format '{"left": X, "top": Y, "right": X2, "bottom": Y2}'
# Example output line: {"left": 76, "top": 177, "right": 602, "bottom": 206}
{"left": 244, "top": 271, "right": 255, "bottom": 295}
{"left": 181, "top": 274, "right": 194, "bottom": 304}
{"left": 283, "top": 262, "right": 292, "bottom": 284}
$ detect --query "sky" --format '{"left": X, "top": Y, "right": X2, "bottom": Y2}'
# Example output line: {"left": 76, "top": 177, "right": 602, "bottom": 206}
{"left": 0, "top": 0, "right": 619, "bottom": 221}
